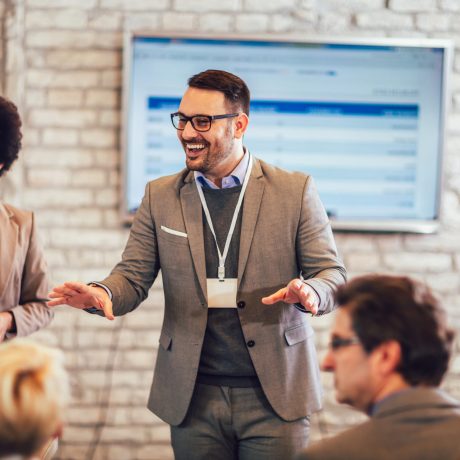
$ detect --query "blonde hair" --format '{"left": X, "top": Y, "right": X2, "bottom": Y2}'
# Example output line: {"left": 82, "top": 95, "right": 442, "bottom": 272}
{"left": 0, "top": 339, "right": 69, "bottom": 457}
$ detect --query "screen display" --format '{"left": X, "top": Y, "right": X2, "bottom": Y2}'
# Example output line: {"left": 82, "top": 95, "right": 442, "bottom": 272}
{"left": 124, "top": 35, "right": 451, "bottom": 232}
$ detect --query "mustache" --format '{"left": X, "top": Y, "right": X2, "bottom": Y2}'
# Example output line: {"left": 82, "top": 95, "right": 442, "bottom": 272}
{"left": 181, "top": 137, "right": 209, "bottom": 145}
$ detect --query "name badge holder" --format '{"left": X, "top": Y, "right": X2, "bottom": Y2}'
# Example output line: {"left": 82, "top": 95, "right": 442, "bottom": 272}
{"left": 196, "top": 155, "right": 253, "bottom": 308}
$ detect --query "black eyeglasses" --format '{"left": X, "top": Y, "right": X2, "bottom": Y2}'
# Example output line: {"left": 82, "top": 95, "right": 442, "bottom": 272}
{"left": 170, "top": 112, "right": 239, "bottom": 132}
{"left": 328, "top": 336, "right": 361, "bottom": 351}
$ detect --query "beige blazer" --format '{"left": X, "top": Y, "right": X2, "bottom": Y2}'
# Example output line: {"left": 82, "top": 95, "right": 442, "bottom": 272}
{"left": 296, "top": 388, "right": 460, "bottom": 460}
{"left": 0, "top": 203, "right": 52, "bottom": 337}
{"left": 100, "top": 157, "right": 346, "bottom": 425}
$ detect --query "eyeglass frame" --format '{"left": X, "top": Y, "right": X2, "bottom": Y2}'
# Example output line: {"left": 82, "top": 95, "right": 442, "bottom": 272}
{"left": 328, "top": 335, "right": 361, "bottom": 351}
{"left": 170, "top": 112, "right": 240, "bottom": 132}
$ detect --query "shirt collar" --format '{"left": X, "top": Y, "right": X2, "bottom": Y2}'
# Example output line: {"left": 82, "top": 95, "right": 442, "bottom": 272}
{"left": 194, "top": 149, "right": 250, "bottom": 190}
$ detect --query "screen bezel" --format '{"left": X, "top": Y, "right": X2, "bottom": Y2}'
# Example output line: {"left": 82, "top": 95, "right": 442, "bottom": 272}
{"left": 121, "top": 31, "right": 453, "bottom": 233}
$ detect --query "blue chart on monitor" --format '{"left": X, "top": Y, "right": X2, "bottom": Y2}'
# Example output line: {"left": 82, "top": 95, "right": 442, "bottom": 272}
{"left": 126, "top": 36, "right": 447, "bottom": 227}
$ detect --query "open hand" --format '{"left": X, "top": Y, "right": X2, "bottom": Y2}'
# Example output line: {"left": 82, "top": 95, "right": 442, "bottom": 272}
{"left": 47, "top": 281, "right": 114, "bottom": 320}
{"left": 261, "top": 278, "right": 319, "bottom": 314}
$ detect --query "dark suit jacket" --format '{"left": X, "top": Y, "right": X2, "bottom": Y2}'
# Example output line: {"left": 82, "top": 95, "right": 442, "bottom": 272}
{"left": 297, "top": 387, "right": 460, "bottom": 460}
{"left": 100, "top": 157, "right": 346, "bottom": 425}
{"left": 0, "top": 203, "right": 52, "bottom": 337}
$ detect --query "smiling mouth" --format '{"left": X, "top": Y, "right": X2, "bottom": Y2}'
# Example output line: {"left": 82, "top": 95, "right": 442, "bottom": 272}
{"left": 184, "top": 142, "right": 208, "bottom": 156}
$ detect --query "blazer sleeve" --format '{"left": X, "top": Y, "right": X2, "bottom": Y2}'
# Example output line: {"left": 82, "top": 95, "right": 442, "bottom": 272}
{"left": 98, "top": 182, "right": 161, "bottom": 316}
{"left": 8, "top": 212, "right": 53, "bottom": 337}
{"left": 296, "top": 176, "right": 346, "bottom": 315}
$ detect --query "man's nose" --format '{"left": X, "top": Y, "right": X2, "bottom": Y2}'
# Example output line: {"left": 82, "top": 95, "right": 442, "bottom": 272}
{"left": 181, "top": 120, "right": 198, "bottom": 138}
{"left": 321, "top": 349, "right": 335, "bottom": 372}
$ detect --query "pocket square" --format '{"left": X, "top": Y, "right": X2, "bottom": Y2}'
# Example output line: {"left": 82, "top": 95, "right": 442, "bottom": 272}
{"left": 161, "top": 225, "right": 188, "bottom": 238}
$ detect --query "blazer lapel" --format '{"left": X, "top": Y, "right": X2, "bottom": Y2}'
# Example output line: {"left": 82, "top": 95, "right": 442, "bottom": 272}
{"left": 238, "top": 158, "right": 265, "bottom": 287}
{"left": 180, "top": 175, "right": 207, "bottom": 301}
{"left": 0, "top": 203, "right": 17, "bottom": 294}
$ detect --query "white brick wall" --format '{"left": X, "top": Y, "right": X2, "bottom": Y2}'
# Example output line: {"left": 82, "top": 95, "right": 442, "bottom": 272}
{"left": 0, "top": 1, "right": 458, "bottom": 459}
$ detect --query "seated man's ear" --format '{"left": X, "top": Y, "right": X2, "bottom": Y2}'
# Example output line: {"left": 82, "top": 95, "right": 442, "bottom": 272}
{"left": 374, "top": 340, "right": 402, "bottom": 376}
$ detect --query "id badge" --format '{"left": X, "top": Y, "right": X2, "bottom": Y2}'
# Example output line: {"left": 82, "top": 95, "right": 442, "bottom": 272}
{"left": 206, "top": 278, "right": 237, "bottom": 308}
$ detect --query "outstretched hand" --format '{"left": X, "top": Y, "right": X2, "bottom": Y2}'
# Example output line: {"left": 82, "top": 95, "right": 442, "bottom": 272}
{"left": 47, "top": 281, "right": 114, "bottom": 320}
{"left": 261, "top": 278, "right": 319, "bottom": 315}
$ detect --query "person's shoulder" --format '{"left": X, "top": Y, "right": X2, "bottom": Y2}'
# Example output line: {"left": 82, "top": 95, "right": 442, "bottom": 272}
{"left": 297, "top": 420, "right": 376, "bottom": 460}
{"left": 256, "top": 157, "right": 312, "bottom": 182}
{"left": 2, "top": 202, "right": 33, "bottom": 224}
{"left": 146, "top": 168, "right": 190, "bottom": 192}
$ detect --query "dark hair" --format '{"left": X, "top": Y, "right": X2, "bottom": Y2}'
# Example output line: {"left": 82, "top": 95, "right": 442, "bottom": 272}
{"left": 188, "top": 69, "right": 250, "bottom": 116}
{"left": 336, "top": 274, "right": 455, "bottom": 386}
{"left": 0, "top": 96, "right": 22, "bottom": 177}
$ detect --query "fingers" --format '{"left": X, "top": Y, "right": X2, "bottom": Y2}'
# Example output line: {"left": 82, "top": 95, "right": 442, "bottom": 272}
{"left": 261, "top": 287, "right": 287, "bottom": 305}
{"left": 288, "top": 280, "right": 318, "bottom": 315}
{"left": 99, "top": 298, "right": 115, "bottom": 321}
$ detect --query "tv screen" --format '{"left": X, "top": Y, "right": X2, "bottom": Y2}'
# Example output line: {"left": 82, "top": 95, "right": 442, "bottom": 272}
{"left": 122, "top": 33, "right": 452, "bottom": 233}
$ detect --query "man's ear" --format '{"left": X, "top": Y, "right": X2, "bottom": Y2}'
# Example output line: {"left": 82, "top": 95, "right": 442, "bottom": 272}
{"left": 233, "top": 113, "right": 249, "bottom": 139}
{"left": 374, "top": 340, "right": 402, "bottom": 376}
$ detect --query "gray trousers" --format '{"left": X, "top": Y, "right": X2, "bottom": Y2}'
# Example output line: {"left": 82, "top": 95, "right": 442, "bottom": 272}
{"left": 171, "top": 383, "right": 310, "bottom": 460}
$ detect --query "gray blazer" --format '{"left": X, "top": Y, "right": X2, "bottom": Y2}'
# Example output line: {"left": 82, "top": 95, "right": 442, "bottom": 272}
{"left": 297, "top": 387, "right": 460, "bottom": 460}
{"left": 0, "top": 203, "right": 52, "bottom": 337}
{"left": 101, "top": 157, "right": 346, "bottom": 425}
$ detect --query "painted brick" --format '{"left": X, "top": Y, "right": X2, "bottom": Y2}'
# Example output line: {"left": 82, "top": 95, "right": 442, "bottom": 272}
{"left": 27, "top": 69, "right": 99, "bottom": 88}
{"left": 320, "top": 0, "right": 384, "bottom": 11}
{"left": 318, "top": 12, "right": 351, "bottom": 32}
{"left": 162, "top": 12, "right": 198, "bottom": 30}
{"left": 23, "top": 188, "right": 94, "bottom": 208}
{"left": 245, "top": 0, "right": 297, "bottom": 12}
{"left": 80, "top": 129, "right": 118, "bottom": 148}
{"left": 236, "top": 13, "right": 269, "bottom": 32}
{"left": 100, "top": 0, "right": 169, "bottom": 10}
{"left": 42, "top": 128, "right": 79, "bottom": 146}
{"left": 88, "top": 11, "right": 122, "bottom": 30}
{"left": 199, "top": 13, "right": 234, "bottom": 32}
{"left": 26, "top": 30, "right": 121, "bottom": 49}
{"left": 389, "top": 0, "right": 437, "bottom": 11}
{"left": 46, "top": 50, "right": 120, "bottom": 69}
{"left": 26, "top": 9, "right": 88, "bottom": 29}
{"left": 440, "top": 0, "right": 460, "bottom": 11}
{"left": 27, "top": 0, "right": 97, "bottom": 8}
{"left": 383, "top": 252, "right": 452, "bottom": 272}
{"left": 23, "top": 148, "right": 95, "bottom": 167}
{"left": 345, "top": 252, "right": 381, "bottom": 272}
{"left": 71, "top": 169, "right": 107, "bottom": 187}
{"left": 47, "top": 89, "right": 84, "bottom": 107}
{"left": 36, "top": 209, "right": 104, "bottom": 227}
{"left": 27, "top": 168, "right": 72, "bottom": 187}
{"left": 124, "top": 13, "right": 160, "bottom": 31}
{"left": 49, "top": 228, "right": 127, "bottom": 249}
{"left": 416, "top": 13, "right": 451, "bottom": 31}
{"left": 85, "top": 89, "right": 119, "bottom": 108}
{"left": 99, "top": 109, "right": 121, "bottom": 127}
{"left": 356, "top": 11, "right": 414, "bottom": 28}
{"left": 175, "top": 0, "right": 239, "bottom": 12}
{"left": 270, "top": 13, "right": 295, "bottom": 32}
{"left": 29, "top": 109, "right": 97, "bottom": 127}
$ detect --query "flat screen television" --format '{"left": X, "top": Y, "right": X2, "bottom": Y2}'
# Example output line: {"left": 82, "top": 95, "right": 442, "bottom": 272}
{"left": 122, "top": 32, "right": 452, "bottom": 233}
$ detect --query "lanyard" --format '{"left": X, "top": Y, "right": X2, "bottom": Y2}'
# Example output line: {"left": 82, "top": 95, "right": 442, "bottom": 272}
{"left": 195, "top": 155, "right": 253, "bottom": 281}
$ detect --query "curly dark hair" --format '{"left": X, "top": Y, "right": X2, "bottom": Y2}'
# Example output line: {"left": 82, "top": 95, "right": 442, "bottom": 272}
{"left": 0, "top": 96, "right": 22, "bottom": 177}
{"left": 336, "top": 274, "right": 455, "bottom": 386}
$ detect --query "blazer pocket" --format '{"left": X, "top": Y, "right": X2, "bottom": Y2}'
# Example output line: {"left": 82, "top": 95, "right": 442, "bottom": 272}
{"left": 159, "top": 330, "right": 172, "bottom": 351}
{"left": 284, "top": 322, "right": 314, "bottom": 346}
{"left": 161, "top": 225, "right": 187, "bottom": 238}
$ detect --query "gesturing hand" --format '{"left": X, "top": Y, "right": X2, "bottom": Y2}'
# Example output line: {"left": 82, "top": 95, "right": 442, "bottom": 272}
{"left": 47, "top": 281, "right": 114, "bottom": 320}
{"left": 261, "top": 278, "right": 319, "bottom": 315}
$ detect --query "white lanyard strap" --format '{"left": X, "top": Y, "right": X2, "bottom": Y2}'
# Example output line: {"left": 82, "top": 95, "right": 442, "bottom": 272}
{"left": 196, "top": 154, "right": 253, "bottom": 281}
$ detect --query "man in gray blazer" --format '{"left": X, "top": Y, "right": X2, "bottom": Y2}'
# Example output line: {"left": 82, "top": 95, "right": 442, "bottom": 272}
{"left": 48, "top": 69, "right": 346, "bottom": 459}
{"left": 297, "top": 274, "right": 460, "bottom": 460}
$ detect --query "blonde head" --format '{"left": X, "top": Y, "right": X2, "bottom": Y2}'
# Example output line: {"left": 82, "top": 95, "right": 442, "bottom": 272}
{"left": 0, "top": 339, "right": 69, "bottom": 457}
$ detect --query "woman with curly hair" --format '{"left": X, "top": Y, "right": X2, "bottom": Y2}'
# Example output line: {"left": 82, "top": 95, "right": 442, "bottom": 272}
{"left": 0, "top": 96, "right": 53, "bottom": 341}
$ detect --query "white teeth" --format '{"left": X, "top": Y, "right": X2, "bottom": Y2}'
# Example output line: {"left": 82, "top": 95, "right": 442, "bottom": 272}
{"left": 187, "top": 143, "right": 205, "bottom": 150}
